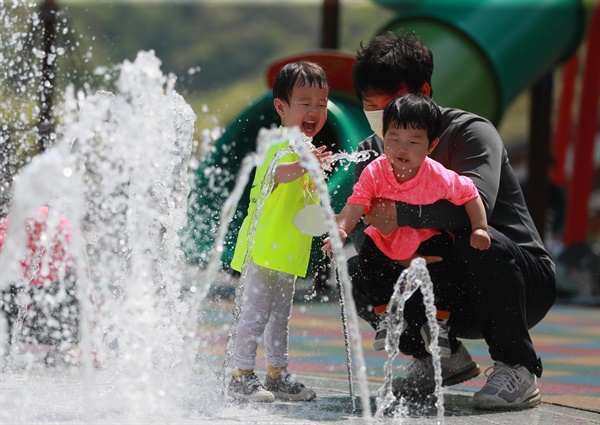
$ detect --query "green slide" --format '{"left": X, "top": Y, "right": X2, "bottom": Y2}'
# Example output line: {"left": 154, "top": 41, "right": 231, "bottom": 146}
{"left": 374, "top": 0, "right": 586, "bottom": 124}
{"left": 185, "top": 0, "right": 587, "bottom": 269}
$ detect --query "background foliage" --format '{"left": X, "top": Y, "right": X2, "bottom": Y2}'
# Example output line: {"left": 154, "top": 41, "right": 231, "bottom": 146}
{"left": 2, "top": 1, "right": 533, "bottom": 160}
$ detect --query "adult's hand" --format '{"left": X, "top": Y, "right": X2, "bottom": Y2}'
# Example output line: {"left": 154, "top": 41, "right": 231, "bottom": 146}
{"left": 363, "top": 198, "right": 398, "bottom": 234}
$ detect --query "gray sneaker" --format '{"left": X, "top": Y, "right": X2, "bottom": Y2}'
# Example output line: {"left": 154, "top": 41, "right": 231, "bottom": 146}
{"left": 227, "top": 372, "right": 275, "bottom": 402}
{"left": 264, "top": 371, "right": 316, "bottom": 401}
{"left": 392, "top": 341, "right": 480, "bottom": 397}
{"left": 420, "top": 322, "right": 452, "bottom": 358}
{"left": 373, "top": 318, "right": 389, "bottom": 351}
{"left": 374, "top": 315, "right": 408, "bottom": 352}
{"left": 473, "top": 362, "right": 541, "bottom": 410}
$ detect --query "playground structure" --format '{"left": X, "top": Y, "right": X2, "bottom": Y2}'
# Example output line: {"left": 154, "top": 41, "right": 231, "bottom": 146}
{"left": 186, "top": 0, "right": 599, "bottom": 280}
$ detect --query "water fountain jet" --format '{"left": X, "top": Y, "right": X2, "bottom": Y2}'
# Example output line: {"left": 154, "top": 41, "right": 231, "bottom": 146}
{"left": 0, "top": 2, "right": 449, "bottom": 423}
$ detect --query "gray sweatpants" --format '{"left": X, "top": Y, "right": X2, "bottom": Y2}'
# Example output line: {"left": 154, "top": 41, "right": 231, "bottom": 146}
{"left": 233, "top": 262, "right": 296, "bottom": 371}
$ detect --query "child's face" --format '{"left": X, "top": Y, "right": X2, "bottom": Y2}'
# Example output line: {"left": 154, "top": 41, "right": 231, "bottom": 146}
{"left": 274, "top": 84, "right": 328, "bottom": 138}
{"left": 383, "top": 125, "right": 438, "bottom": 178}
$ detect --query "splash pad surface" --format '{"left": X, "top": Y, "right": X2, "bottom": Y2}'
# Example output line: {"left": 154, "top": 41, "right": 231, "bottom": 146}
{"left": 3, "top": 296, "right": 599, "bottom": 424}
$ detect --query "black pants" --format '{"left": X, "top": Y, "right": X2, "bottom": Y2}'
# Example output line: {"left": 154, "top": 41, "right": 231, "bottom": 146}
{"left": 1, "top": 274, "right": 79, "bottom": 351}
{"left": 352, "top": 231, "right": 462, "bottom": 358}
{"left": 350, "top": 227, "right": 557, "bottom": 377}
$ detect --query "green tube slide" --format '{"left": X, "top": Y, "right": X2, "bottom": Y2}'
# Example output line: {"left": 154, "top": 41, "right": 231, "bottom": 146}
{"left": 185, "top": 0, "right": 586, "bottom": 270}
{"left": 375, "top": 0, "right": 586, "bottom": 123}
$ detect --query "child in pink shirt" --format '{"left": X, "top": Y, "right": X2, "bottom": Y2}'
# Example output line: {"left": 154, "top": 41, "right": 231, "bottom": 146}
{"left": 323, "top": 94, "right": 490, "bottom": 355}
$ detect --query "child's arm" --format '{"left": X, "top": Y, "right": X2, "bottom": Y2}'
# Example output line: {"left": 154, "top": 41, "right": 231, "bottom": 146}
{"left": 274, "top": 145, "right": 332, "bottom": 183}
{"left": 322, "top": 203, "right": 366, "bottom": 256}
{"left": 464, "top": 196, "right": 491, "bottom": 250}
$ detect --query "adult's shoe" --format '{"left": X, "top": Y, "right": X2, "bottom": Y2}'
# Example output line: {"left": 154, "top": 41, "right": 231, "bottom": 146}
{"left": 392, "top": 341, "right": 480, "bottom": 397}
{"left": 472, "top": 362, "right": 541, "bottom": 410}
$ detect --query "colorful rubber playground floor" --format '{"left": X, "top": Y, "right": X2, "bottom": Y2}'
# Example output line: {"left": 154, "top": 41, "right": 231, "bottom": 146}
{"left": 198, "top": 290, "right": 600, "bottom": 414}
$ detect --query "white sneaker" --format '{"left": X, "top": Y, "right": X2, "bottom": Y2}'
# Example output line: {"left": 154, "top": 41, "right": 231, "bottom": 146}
{"left": 392, "top": 341, "right": 480, "bottom": 396}
{"left": 473, "top": 362, "right": 541, "bottom": 410}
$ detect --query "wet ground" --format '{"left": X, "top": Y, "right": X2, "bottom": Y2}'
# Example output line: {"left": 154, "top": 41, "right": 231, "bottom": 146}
{"left": 2, "top": 366, "right": 597, "bottom": 424}
{"left": 1, "top": 271, "right": 598, "bottom": 424}
{"left": 196, "top": 270, "right": 600, "bottom": 424}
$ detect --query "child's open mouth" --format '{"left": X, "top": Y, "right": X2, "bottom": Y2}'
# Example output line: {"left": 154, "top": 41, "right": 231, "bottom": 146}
{"left": 302, "top": 120, "right": 316, "bottom": 134}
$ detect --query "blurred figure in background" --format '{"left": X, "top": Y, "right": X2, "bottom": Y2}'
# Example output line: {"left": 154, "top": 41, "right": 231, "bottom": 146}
{"left": 0, "top": 206, "right": 78, "bottom": 366}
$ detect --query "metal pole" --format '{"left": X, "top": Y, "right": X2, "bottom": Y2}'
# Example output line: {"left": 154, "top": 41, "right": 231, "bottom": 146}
{"left": 38, "top": 0, "right": 59, "bottom": 153}
{"left": 334, "top": 261, "right": 356, "bottom": 412}
{"left": 321, "top": 0, "right": 339, "bottom": 50}
{"left": 564, "top": 2, "right": 600, "bottom": 245}
{"left": 527, "top": 73, "right": 553, "bottom": 240}
{"left": 551, "top": 54, "right": 579, "bottom": 187}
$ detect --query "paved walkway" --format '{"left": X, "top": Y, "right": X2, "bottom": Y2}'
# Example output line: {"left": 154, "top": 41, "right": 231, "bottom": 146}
{"left": 197, "top": 282, "right": 600, "bottom": 423}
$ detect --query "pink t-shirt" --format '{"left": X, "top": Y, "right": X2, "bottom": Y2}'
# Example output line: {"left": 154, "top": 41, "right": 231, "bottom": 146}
{"left": 348, "top": 156, "right": 479, "bottom": 260}
{"left": 0, "top": 207, "right": 72, "bottom": 286}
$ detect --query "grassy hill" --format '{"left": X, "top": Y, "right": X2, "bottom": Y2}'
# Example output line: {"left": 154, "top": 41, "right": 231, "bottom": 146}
{"left": 62, "top": 2, "right": 395, "bottom": 132}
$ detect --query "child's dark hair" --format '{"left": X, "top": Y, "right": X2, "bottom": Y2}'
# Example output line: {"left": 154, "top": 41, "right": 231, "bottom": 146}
{"left": 383, "top": 94, "right": 443, "bottom": 143}
{"left": 273, "top": 61, "right": 329, "bottom": 104}
{"left": 353, "top": 31, "right": 434, "bottom": 101}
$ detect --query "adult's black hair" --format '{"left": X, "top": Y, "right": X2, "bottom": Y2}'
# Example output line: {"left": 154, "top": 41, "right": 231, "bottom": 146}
{"left": 353, "top": 31, "right": 434, "bottom": 101}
